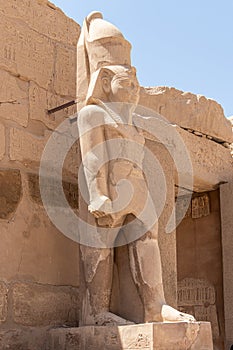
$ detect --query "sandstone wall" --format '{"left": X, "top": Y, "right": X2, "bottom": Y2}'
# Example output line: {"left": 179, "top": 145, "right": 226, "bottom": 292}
{"left": 140, "top": 87, "right": 233, "bottom": 144}
{"left": 0, "top": 0, "right": 81, "bottom": 347}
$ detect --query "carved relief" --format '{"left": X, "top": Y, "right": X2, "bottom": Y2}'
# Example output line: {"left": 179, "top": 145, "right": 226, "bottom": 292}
{"left": 4, "top": 45, "right": 16, "bottom": 61}
{"left": 127, "top": 333, "right": 151, "bottom": 348}
{"left": 54, "top": 45, "right": 76, "bottom": 96}
{"left": 176, "top": 193, "right": 210, "bottom": 220}
{"left": 192, "top": 194, "right": 210, "bottom": 219}
{"left": 178, "top": 278, "right": 219, "bottom": 339}
{"left": 0, "top": 14, "right": 54, "bottom": 89}
{"left": 0, "top": 70, "right": 29, "bottom": 127}
{"left": 0, "top": 0, "right": 80, "bottom": 45}
{"left": 29, "top": 81, "right": 76, "bottom": 130}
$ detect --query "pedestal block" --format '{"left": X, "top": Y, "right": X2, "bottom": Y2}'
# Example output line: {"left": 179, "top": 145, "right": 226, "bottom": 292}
{"left": 49, "top": 322, "right": 213, "bottom": 350}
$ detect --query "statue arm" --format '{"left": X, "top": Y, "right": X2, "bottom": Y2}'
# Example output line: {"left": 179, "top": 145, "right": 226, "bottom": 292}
{"left": 78, "top": 105, "right": 112, "bottom": 217}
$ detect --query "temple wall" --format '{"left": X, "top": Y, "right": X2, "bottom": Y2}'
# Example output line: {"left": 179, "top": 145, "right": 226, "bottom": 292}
{"left": 0, "top": 0, "right": 81, "bottom": 347}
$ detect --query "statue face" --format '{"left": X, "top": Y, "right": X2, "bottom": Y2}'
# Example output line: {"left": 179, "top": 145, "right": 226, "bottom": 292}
{"left": 107, "top": 71, "right": 140, "bottom": 105}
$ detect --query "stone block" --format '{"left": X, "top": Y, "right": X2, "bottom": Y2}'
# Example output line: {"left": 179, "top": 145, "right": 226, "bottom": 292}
{"left": 49, "top": 322, "right": 213, "bottom": 350}
{"left": 0, "top": 70, "right": 29, "bottom": 127}
{"left": 9, "top": 128, "right": 50, "bottom": 167}
{"left": 13, "top": 282, "right": 79, "bottom": 326}
{"left": 0, "top": 0, "right": 80, "bottom": 46}
{"left": 0, "top": 169, "right": 22, "bottom": 220}
{"left": 0, "top": 184, "right": 79, "bottom": 286}
{"left": 29, "top": 82, "right": 77, "bottom": 130}
{"left": 54, "top": 45, "right": 76, "bottom": 96}
{"left": 0, "top": 123, "right": 5, "bottom": 160}
{"left": 140, "top": 87, "right": 233, "bottom": 143}
{"left": 28, "top": 173, "right": 78, "bottom": 209}
{"left": 0, "top": 13, "right": 54, "bottom": 89}
{"left": 0, "top": 328, "right": 48, "bottom": 350}
{"left": 9, "top": 127, "right": 79, "bottom": 177}
{"left": 0, "top": 282, "right": 7, "bottom": 323}
{"left": 176, "top": 127, "right": 233, "bottom": 192}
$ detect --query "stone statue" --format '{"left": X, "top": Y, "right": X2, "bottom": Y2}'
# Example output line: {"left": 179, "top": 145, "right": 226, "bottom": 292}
{"left": 77, "top": 11, "right": 195, "bottom": 326}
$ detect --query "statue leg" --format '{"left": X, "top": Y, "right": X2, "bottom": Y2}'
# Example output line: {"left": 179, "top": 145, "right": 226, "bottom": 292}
{"left": 80, "top": 218, "right": 133, "bottom": 326}
{"left": 128, "top": 222, "right": 195, "bottom": 323}
{"left": 128, "top": 222, "right": 165, "bottom": 322}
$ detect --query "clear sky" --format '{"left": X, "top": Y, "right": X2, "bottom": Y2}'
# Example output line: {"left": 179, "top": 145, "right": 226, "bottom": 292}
{"left": 52, "top": 0, "right": 233, "bottom": 117}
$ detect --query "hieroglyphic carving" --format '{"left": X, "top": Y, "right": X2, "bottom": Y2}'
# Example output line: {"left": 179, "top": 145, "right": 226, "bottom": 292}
{"left": 178, "top": 278, "right": 219, "bottom": 339}
{"left": 0, "top": 14, "right": 54, "bottom": 89}
{"left": 0, "top": 0, "right": 80, "bottom": 46}
{"left": 128, "top": 333, "right": 151, "bottom": 348}
{"left": 4, "top": 45, "right": 16, "bottom": 62}
{"left": 54, "top": 45, "right": 76, "bottom": 96}
{"left": 29, "top": 82, "right": 76, "bottom": 129}
{"left": 176, "top": 194, "right": 210, "bottom": 220}
{"left": 194, "top": 305, "right": 219, "bottom": 339}
{"left": 0, "top": 70, "right": 29, "bottom": 127}
{"left": 192, "top": 194, "right": 210, "bottom": 219}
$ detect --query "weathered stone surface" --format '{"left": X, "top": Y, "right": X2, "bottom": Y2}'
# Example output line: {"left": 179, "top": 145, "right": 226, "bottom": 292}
{"left": 178, "top": 278, "right": 219, "bottom": 339}
{"left": 9, "top": 127, "right": 79, "bottom": 177}
{"left": 177, "top": 189, "right": 225, "bottom": 350}
{"left": 0, "top": 328, "right": 48, "bottom": 350}
{"left": 0, "top": 169, "right": 22, "bottom": 220}
{"left": 49, "top": 322, "right": 213, "bottom": 350}
{"left": 140, "top": 87, "right": 233, "bottom": 143}
{"left": 54, "top": 45, "right": 76, "bottom": 96}
{"left": 29, "top": 81, "right": 76, "bottom": 129}
{"left": 176, "top": 127, "right": 233, "bottom": 191}
{"left": 28, "top": 173, "right": 78, "bottom": 209}
{"left": 13, "top": 282, "right": 79, "bottom": 326}
{"left": 0, "top": 13, "right": 54, "bottom": 89}
{"left": 9, "top": 128, "right": 50, "bottom": 166}
{"left": 0, "top": 282, "right": 7, "bottom": 323}
{"left": 0, "top": 0, "right": 80, "bottom": 46}
{"left": 220, "top": 182, "right": 233, "bottom": 349}
{"left": 0, "top": 123, "right": 5, "bottom": 160}
{"left": 0, "top": 70, "right": 29, "bottom": 127}
{"left": 0, "top": 172, "right": 79, "bottom": 286}
{"left": 0, "top": 209, "right": 80, "bottom": 286}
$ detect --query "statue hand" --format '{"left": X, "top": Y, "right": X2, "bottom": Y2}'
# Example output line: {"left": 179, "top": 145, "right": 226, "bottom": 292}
{"left": 88, "top": 195, "right": 112, "bottom": 218}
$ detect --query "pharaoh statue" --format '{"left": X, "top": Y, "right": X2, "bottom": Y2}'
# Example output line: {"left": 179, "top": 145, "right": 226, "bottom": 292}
{"left": 77, "top": 11, "right": 195, "bottom": 326}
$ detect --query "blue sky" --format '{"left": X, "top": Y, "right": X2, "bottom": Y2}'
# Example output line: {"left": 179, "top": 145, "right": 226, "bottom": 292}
{"left": 52, "top": 0, "right": 233, "bottom": 117}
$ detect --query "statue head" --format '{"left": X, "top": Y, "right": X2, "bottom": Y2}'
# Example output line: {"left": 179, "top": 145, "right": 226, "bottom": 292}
{"left": 86, "top": 65, "right": 140, "bottom": 106}
{"left": 77, "top": 12, "right": 140, "bottom": 109}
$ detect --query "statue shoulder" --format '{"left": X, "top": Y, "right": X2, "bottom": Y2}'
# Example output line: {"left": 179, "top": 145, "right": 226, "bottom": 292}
{"left": 78, "top": 104, "right": 107, "bottom": 129}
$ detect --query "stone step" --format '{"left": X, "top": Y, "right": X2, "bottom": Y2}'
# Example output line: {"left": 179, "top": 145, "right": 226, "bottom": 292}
{"left": 49, "top": 321, "right": 213, "bottom": 350}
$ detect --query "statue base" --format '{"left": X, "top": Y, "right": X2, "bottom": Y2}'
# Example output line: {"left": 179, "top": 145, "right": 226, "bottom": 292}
{"left": 49, "top": 322, "right": 213, "bottom": 350}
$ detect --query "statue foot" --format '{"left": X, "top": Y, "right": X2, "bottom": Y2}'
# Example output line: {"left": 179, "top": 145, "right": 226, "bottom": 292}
{"left": 94, "top": 312, "right": 134, "bottom": 326}
{"left": 161, "top": 305, "right": 196, "bottom": 323}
